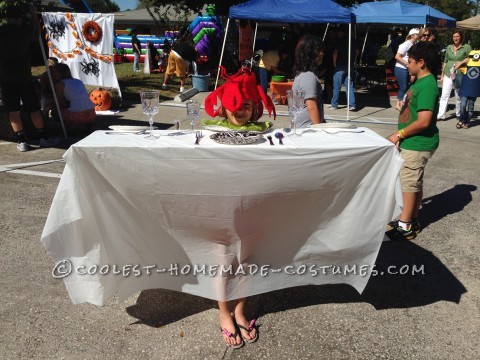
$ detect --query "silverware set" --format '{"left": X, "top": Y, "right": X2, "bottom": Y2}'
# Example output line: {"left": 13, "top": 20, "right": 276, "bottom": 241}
{"left": 194, "top": 131, "right": 203, "bottom": 145}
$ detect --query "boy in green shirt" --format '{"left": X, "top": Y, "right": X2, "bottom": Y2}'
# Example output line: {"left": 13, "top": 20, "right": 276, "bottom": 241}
{"left": 386, "top": 42, "right": 440, "bottom": 241}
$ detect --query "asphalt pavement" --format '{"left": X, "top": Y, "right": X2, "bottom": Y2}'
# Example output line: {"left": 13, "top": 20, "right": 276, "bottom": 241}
{"left": 0, "top": 86, "right": 479, "bottom": 359}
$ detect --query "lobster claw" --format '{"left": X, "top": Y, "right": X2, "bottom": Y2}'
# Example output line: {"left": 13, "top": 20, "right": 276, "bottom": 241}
{"left": 204, "top": 66, "right": 276, "bottom": 120}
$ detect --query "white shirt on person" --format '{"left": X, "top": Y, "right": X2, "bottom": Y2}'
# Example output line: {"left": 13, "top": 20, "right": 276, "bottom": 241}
{"left": 395, "top": 40, "right": 414, "bottom": 70}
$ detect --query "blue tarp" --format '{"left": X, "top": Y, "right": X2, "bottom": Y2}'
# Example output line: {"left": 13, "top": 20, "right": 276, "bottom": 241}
{"left": 229, "top": 0, "right": 353, "bottom": 24}
{"left": 352, "top": 0, "right": 456, "bottom": 28}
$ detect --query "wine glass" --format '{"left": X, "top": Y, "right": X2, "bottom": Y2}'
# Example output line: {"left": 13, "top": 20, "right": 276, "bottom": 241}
{"left": 186, "top": 100, "right": 200, "bottom": 132}
{"left": 286, "top": 89, "right": 305, "bottom": 136}
{"left": 140, "top": 90, "right": 160, "bottom": 140}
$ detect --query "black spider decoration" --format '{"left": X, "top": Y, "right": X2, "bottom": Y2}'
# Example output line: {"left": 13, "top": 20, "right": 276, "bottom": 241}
{"left": 47, "top": 19, "right": 66, "bottom": 41}
{"left": 80, "top": 58, "right": 100, "bottom": 77}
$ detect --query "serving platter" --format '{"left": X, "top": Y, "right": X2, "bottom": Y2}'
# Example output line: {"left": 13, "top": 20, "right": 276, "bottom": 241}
{"left": 210, "top": 131, "right": 264, "bottom": 145}
{"left": 201, "top": 120, "right": 273, "bottom": 134}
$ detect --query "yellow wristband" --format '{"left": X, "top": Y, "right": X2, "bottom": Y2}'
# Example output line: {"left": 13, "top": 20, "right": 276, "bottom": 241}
{"left": 400, "top": 129, "right": 407, "bottom": 138}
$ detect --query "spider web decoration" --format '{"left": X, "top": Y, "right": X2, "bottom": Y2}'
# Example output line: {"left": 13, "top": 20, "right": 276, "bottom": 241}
{"left": 42, "top": 12, "right": 121, "bottom": 98}
{"left": 81, "top": 58, "right": 100, "bottom": 77}
{"left": 47, "top": 19, "right": 66, "bottom": 41}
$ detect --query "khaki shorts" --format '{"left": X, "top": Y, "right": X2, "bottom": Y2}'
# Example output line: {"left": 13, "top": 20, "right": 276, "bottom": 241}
{"left": 400, "top": 149, "right": 435, "bottom": 192}
{"left": 165, "top": 52, "right": 187, "bottom": 78}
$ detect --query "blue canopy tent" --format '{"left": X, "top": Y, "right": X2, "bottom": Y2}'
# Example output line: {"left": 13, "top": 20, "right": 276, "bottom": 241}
{"left": 352, "top": 0, "right": 455, "bottom": 70}
{"left": 352, "top": 0, "right": 456, "bottom": 28}
{"left": 229, "top": 0, "right": 352, "bottom": 24}
{"left": 217, "top": 0, "right": 355, "bottom": 113}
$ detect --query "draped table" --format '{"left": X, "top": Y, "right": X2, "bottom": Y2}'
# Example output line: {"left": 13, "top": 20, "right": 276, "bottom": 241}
{"left": 41, "top": 128, "right": 402, "bottom": 306}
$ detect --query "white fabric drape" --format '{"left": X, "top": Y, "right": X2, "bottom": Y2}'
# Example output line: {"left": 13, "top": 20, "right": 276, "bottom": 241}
{"left": 41, "top": 129, "right": 402, "bottom": 306}
{"left": 42, "top": 12, "right": 121, "bottom": 97}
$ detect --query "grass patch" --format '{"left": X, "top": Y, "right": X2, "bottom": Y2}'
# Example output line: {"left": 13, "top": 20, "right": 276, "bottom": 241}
{"left": 31, "top": 62, "right": 221, "bottom": 108}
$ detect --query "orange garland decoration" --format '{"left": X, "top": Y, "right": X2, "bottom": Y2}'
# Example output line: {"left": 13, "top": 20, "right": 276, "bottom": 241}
{"left": 82, "top": 20, "right": 103, "bottom": 44}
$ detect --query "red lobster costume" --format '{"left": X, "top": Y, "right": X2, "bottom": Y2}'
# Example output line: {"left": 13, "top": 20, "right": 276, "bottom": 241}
{"left": 204, "top": 67, "right": 276, "bottom": 121}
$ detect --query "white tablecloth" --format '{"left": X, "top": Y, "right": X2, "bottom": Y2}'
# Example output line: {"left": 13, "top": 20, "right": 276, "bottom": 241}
{"left": 41, "top": 128, "right": 403, "bottom": 305}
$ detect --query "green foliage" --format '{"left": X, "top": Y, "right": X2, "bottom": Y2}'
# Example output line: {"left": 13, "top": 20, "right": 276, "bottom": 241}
{"left": 0, "top": 0, "right": 40, "bottom": 25}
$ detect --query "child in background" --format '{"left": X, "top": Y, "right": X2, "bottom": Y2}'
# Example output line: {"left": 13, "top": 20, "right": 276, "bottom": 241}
{"left": 386, "top": 41, "right": 440, "bottom": 241}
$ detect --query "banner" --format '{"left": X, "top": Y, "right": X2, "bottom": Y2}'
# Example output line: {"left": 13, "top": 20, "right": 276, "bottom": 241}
{"left": 41, "top": 12, "right": 121, "bottom": 97}
{"left": 238, "top": 20, "right": 253, "bottom": 61}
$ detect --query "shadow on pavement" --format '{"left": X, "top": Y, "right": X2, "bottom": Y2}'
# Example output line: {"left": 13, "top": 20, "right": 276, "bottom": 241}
{"left": 126, "top": 239, "right": 467, "bottom": 327}
{"left": 419, "top": 184, "right": 477, "bottom": 230}
{"left": 126, "top": 289, "right": 214, "bottom": 327}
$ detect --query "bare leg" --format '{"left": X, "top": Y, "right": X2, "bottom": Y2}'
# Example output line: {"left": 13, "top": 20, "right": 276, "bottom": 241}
{"left": 10, "top": 111, "right": 23, "bottom": 132}
{"left": 180, "top": 76, "right": 186, "bottom": 88}
{"left": 162, "top": 74, "right": 170, "bottom": 86}
{"left": 218, "top": 301, "right": 242, "bottom": 347}
{"left": 412, "top": 191, "right": 423, "bottom": 219}
{"left": 31, "top": 110, "right": 45, "bottom": 130}
{"left": 399, "top": 191, "right": 417, "bottom": 223}
{"left": 234, "top": 298, "right": 256, "bottom": 341}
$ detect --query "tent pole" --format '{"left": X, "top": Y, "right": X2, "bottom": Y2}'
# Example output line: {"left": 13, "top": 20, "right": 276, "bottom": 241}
{"left": 347, "top": 23, "right": 352, "bottom": 121}
{"left": 215, "top": 17, "right": 230, "bottom": 90}
{"left": 360, "top": 26, "right": 369, "bottom": 66}
{"left": 252, "top": 22, "right": 258, "bottom": 55}
{"left": 323, "top": 23, "right": 329, "bottom": 41}
{"left": 37, "top": 23, "right": 68, "bottom": 139}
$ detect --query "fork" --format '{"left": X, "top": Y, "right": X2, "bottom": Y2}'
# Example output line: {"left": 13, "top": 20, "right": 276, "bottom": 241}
{"left": 194, "top": 131, "right": 203, "bottom": 145}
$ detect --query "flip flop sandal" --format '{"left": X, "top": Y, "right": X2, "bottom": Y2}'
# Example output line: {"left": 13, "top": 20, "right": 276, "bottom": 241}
{"left": 456, "top": 122, "right": 463, "bottom": 129}
{"left": 461, "top": 123, "right": 470, "bottom": 129}
{"left": 220, "top": 327, "right": 244, "bottom": 349}
{"left": 237, "top": 319, "right": 258, "bottom": 343}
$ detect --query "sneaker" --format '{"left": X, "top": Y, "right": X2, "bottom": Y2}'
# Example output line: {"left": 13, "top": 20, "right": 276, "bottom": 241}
{"left": 39, "top": 138, "right": 53, "bottom": 148}
{"left": 327, "top": 105, "right": 338, "bottom": 110}
{"left": 385, "top": 220, "right": 416, "bottom": 241}
{"left": 179, "top": 86, "right": 185, "bottom": 93}
{"left": 161, "top": 84, "right": 168, "bottom": 90}
{"left": 411, "top": 218, "right": 422, "bottom": 234}
{"left": 17, "top": 142, "right": 29, "bottom": 152}
{"left": 347, "top": 106, "right": 356, "bottom": 111}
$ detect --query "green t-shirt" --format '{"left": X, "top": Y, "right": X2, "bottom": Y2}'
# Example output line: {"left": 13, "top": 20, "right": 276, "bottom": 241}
{"left": 398, "top": 74, "right": 439, "bottom": 151}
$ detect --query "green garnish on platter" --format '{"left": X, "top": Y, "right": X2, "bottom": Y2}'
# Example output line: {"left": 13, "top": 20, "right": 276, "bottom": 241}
{"left": 201, "top": 118, "right": 272, "bottom": 132}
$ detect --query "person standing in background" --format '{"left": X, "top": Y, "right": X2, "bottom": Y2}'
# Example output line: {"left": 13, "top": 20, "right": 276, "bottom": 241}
{"left": 320, "top": 28, "right": 337, "bottom": 104}
{"left": 330, "top": 25, "right": 358, "bottom": 111}
{"left": 437, "top": 30, "right": 471, "bottom": 121}
{"left": 161, "top": 40, "right": 198, "bottom": 93}
{"left": 131, "top": 28, "right": 141, "bottom": 72}
{"left": 258, "top": 47, "right": 290, "bottom": 95}
{"left": 0, "top": 3, "right": 51, "bottom": 152}
{"left": 146, "top": 41, "right": 159, "bottom": 71}
{"left": 393, "top": 28, "right": 420, "bottom": 111}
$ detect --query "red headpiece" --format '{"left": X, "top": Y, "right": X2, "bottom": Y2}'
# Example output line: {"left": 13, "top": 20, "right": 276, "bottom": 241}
{"left": 204, "top": 67, "right": 276, "bottom": 120}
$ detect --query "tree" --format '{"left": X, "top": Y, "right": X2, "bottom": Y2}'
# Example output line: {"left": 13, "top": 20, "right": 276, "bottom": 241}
{"left": 86, "top": 0, "right": 120, "bottom": 13}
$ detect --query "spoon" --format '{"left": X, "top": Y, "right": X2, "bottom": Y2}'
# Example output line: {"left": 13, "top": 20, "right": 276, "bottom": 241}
{"left": 275, "top": 132, "right": 284, "bottom": 145}
{"left": 267, "top": 135, "right": 274, "bottom": 145}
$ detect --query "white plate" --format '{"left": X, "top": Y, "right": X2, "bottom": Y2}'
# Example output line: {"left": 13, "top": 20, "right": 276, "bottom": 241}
{"left": 309, "top": 123, "right": 357, "bottom": 129}
{"left": 322, "top": 128, "right": 364, "bottom": 134}
{"left": 108, "top": 125, "right": 157, "bottom": 132}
